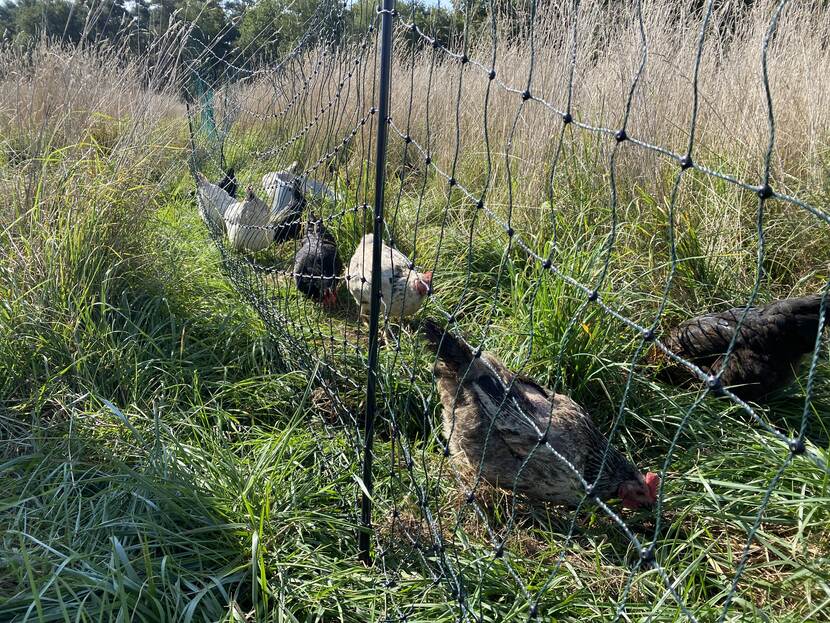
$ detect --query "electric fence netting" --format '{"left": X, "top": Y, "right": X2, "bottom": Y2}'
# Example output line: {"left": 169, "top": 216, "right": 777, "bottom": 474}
{"left": 186, "top": 0, "right": 830, "bottom": 620}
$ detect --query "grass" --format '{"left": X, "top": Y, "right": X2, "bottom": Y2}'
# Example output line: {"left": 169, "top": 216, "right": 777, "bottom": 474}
{"left": 3, "top": 1, "right": 830, "bottom": 621}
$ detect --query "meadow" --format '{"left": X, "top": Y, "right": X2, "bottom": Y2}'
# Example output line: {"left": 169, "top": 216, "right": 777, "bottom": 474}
{"left": 2, "top": 1, "right": 830, "bottom": 621}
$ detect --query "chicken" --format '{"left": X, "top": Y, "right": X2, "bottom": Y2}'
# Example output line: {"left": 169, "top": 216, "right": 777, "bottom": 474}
{"left": 346, "top": 234, "right": 432, "bottom": 322}
{"left": 301, "top": 178, "right": 340, "bottom": 202}
{"left": 293, "top": 218, "right": 342, "bottom": 307}
{"left": 262, "top": 166, "right": 304, "bottom": 243}
{"left": 652, "top": 295, "right": 829, "bottom": 400}
{"left": 262, "top": 162, "right": 298, "bottom": 211}
{"left": 217, "top": 167, "right": 238, "bottom": 199}
{"left": 421, "top": 319, "right": 659, "bottom": 509}
{"left": 224, "top": 186, "right": 275, "bottom": 252}
{"left": 195, "top": 171, "right": 235, "bottom": 233}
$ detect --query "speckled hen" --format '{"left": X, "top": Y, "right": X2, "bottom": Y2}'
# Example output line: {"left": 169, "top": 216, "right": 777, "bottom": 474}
{"left": 421, "top": 320, "right": 659, "bottom": 509}
{"left": 347, "top": 234, "right": 432, "bottom": 323}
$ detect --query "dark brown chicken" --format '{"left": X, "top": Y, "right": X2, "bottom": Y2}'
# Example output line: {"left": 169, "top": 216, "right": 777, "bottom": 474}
{"left": 293, "top": 218, "right": 342, "bottom": 307}
{"left": 653, "top": 295, "right": 829, "bottom": 400}
{"left": 421, "top": 320, "right": 658, "bottom": 509}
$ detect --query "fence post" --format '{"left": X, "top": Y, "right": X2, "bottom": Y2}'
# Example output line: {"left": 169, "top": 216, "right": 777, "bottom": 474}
{"left": 359, "top": 0, "right": 395, "bottom": 567}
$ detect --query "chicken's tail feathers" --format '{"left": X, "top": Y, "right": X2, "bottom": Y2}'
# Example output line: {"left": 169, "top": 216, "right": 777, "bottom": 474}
{"left": 802, "top": 294, "right": 830, "bottom": 324}
{"left": 420, "top": 319, "right": 475, "bottom": 371}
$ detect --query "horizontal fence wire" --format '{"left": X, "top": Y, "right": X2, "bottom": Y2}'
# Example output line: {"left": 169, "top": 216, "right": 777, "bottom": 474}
{"left": 185, "top": 0, "right": 830, "bottom": 620}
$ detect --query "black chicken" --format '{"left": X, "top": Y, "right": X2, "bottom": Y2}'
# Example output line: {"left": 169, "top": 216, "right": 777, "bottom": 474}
{"left": 217, "top": 168, "right": 238, "bottom": 199}
{"left": 293, "top": 219, "right": 342, "bottom": 307}
{"left": 652, "top": 295, "right": 829, "bottom": 400}
{"left": 421, "top": 320, "right": 658, "bottom": 508}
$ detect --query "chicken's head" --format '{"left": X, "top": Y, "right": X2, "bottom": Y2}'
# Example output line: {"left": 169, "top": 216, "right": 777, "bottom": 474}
{"left": 619, "top": 471, "right": 660, "bottom": 509}
{"left": 414, "top": 271, "right": 433, "bottom": 297}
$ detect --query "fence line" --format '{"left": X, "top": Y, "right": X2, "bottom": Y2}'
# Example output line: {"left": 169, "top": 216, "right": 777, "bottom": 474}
{"left": 186, "top": 1, "right": 830, "bottom": 620}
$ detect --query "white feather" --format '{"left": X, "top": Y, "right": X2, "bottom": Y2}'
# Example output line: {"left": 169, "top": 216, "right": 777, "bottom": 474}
{"left": 346, "top": 234, "right": 429, "bottom": 320}
{"left": 224, "top": 190, "right": 274, "bottom": 252}
{"left": 195, "top": 172, "right": 234, "bottom": 233}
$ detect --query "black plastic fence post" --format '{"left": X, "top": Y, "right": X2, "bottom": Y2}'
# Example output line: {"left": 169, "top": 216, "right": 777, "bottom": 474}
{"left": 359, "top": 0, "right": 395, "bottom": 567}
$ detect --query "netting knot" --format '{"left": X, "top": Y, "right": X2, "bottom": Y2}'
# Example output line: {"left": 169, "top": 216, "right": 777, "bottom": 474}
{"left": 424, "top": 156, "right": 432, "bottom": 165}
{"left": 679, "top": 154, "right": 694, "bottom": 170}
{"left": 640, "top": 548, "right": 655, "bottom": 564}
{"left": 476, "top": 198, "right": 484, "bottom": 210}
{"left": 493, "top": 543, "right": 504, "bottom": 558}
{"left": 506, "top": 227, "right": 515, "bottom": 237}
{"left": 789, "top": 438, "right": 806, "bottom": 455}
{"left": 461, "top": 54, "right": 469, "bottom": 64}
{"left": 642, "top": 328, "right": 656, "bottom": 341}
{"left": 465, "top": 491, "right": 475, "bottom": 504}
{"left": 706, "top": 375, "right": 724, "bottom": 395}
{"left": 488, "top": 69, "right": 496, "bottom": 81}
{"left": 588, "top": 290, "right": 599, "bottom": 302}
{"left": 757, "top": 184, "right": 774, "bottom": 200}
{"left": 562, "top": 112, "right": 573, "bottom": 124}
{"left": 615, "top": 129, "right": 628, "bottom": 142}
{"left": 521, "top": 90, "right": 531, "bottom": 101}
{"left": 542, "top": 259, "right": 552, "bottom": 269}
{"left": 404, "top": 134, "right": 412, "bottom": 144}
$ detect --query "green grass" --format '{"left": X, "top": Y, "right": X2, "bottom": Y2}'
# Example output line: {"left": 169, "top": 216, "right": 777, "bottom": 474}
{"left": 2, "top": 88, "right": 830, "bottom": 623}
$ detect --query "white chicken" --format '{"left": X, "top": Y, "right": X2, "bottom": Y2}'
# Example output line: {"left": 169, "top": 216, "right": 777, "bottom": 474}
{"left": 262, "top": 161, "right": 298, "bottom": 214}
{"left": 346, "top": 234, "right": 432, "bottom": 323}
{"left": 195, "top": 172, "right": 235, "bottom": 234}
{"left": 224, "top": 186, "right": 274, "bottom": 252}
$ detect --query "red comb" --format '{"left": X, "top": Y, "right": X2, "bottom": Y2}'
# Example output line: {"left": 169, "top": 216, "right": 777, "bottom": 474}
{"left": 645, "top": 472, "right": 660, "bottom": 501}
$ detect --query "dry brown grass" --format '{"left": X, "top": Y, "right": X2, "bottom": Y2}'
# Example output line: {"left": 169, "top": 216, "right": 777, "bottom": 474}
{"left": 232, "top": 0, "right": 830, "bottom": 197}
{"left": 219, "top": 0, "right": 830, "bottom": 306}
{"left": 0, "top": 41, "right": 186, "bottom": 298}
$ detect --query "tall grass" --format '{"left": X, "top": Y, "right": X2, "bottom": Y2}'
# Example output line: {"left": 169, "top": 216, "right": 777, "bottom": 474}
{"left": 2, "top": 1, "right": 830, "bottom": 621}
{"left": 228, "top": 0, "right": 830, "bottom": 302}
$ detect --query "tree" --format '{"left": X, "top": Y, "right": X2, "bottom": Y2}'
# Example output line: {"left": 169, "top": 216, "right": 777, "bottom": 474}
{"left": 84, "top": 0, "right": 132, "bottom": 42}
{"left": 236, "top": 0, "right": 347, "bottom": 67}
{"left": 11, "top": 0, "right": 86, "bottom": 43}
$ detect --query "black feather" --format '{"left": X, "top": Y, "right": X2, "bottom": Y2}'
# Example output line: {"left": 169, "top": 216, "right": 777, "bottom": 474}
{"left": 660, "top": 294, "right": 829, "bottom": 399}
{"left": 217, "top": 168, "right": 237, "bottom": 199}
{"left": 293, "top": 220, "right": 342, "bottom": 301}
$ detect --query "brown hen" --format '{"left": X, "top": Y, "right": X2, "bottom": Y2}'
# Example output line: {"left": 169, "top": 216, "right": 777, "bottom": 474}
{"left": 421, "top": 320, "right": 658, "bottom": 509}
